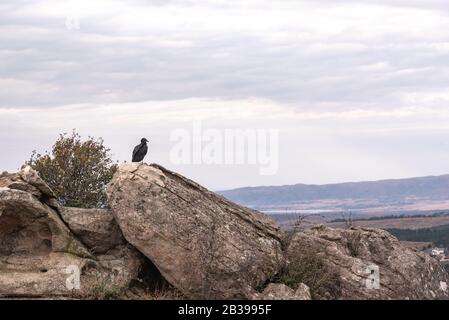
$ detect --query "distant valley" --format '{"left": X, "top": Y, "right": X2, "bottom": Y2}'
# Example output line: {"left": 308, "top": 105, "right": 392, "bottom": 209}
{"left": 219, "top": 174, "right": 449, "bottom": 219}
{"left": 220, "top": 175, "right": 449, "bottom": 251}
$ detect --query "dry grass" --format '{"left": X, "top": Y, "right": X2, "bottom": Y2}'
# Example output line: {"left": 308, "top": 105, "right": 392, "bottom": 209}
{"left": 125, "top": 286, "right": 185, "bottom": 300}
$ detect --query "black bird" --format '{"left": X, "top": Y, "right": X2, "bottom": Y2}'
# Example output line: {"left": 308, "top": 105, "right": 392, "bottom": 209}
{"left": 132, "top": 138, "right": 149, "bottom": 162}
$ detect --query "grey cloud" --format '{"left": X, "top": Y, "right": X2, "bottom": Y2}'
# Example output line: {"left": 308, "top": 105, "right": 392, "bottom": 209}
{"left": 3, "top": 0, "right": 449, "bottom": 188}
{"left": 0, "top": 0, "right": 449, "bottom": 109}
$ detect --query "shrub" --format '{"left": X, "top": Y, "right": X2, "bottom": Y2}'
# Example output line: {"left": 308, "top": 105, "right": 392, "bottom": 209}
{"left": 26, "top": 130, "right": 117, "bottom": 208}
{"left": 273, "top": 233, "right": 341, "bottom": 299}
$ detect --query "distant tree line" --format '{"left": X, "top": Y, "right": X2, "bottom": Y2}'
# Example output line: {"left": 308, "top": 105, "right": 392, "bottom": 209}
{"left": 330, "top": 211, "right": 449, "bottom": 223}
{"left": 387, "top": 224, "right": 449, "bottom": 248}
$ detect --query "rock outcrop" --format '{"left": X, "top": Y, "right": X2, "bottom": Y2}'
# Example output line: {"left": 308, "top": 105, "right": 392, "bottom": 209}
{"left": 107, "top": 163, "right": 283, "bottom": 299}
{"left": 2, "top": 163, "right": 449, "bottom": 300}
{"left": 60, "top": 207, "right": 124, "bottom": 254}
{"left": 0, "top": 167, "right": 141, "bottom": 298}
{"left": 287, "top": 225, "right": 449, "bottom": 300}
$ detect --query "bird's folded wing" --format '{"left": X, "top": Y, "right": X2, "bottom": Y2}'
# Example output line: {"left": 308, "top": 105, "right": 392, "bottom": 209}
{"left": 133, "top": 144, "right": 142, "bottom": 157}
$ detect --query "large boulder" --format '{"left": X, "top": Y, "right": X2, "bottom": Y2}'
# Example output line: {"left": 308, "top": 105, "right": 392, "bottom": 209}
{"left": 107, "top": 163, "right": 283, "bottom": 299}
{"left": 287, "top": 225, "right": 449, "bottom": 300}
{"left": 0, "top": 167, "right": 142, "bottom": 298}
{"left": 60, "top": 207, "right": 124, "bottom": 254}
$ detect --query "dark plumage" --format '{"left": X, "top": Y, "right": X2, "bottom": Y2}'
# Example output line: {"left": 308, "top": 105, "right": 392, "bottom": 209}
{"left": 132, "top": 138, "right": 149, "bottom": 162}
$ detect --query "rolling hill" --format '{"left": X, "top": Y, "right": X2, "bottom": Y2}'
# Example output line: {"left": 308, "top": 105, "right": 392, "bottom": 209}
{"left": 219, "top": 174, "right": 449, "bottom": 214}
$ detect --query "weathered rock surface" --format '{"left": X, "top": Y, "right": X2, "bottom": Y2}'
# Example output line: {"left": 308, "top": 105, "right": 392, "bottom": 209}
{"left": 0, "top": 167, "right": 141, "bottom": 298}
{"left": 0, "top": 167, "right": 58, "bottom": 207}
{"left": 287, "top": 225, "right": 449, "bottom": 300}
{"left": 60, "top": 207, "right": 124, "bottom": 254}
{"left": 107, "top": 163, "right": 283, "bottom": 299}
{"left": 253, "top": 283, "right": 311, "bottom": 300}
{"left": 3, "top": 164, "right": 449, "bottom": 300}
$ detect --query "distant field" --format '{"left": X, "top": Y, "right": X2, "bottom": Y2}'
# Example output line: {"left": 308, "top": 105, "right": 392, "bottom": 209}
{"left": 388, "top": 224, "right": 449, "bottom": 247}
{"left": 325, "top": 216, "right": 449, "bottom": 230}
{"left": 274, "top": 212, "right": 449, "bottom": 247}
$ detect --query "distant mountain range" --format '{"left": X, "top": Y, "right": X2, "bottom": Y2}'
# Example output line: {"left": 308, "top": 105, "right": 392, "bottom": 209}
{"left": 218, "top": 174, "right": 449, "bottom": 214}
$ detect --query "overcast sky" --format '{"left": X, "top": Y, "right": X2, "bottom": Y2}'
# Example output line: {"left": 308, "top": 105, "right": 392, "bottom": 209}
{"left": 2, "top": 0, "right": 449, "bottom": 190}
